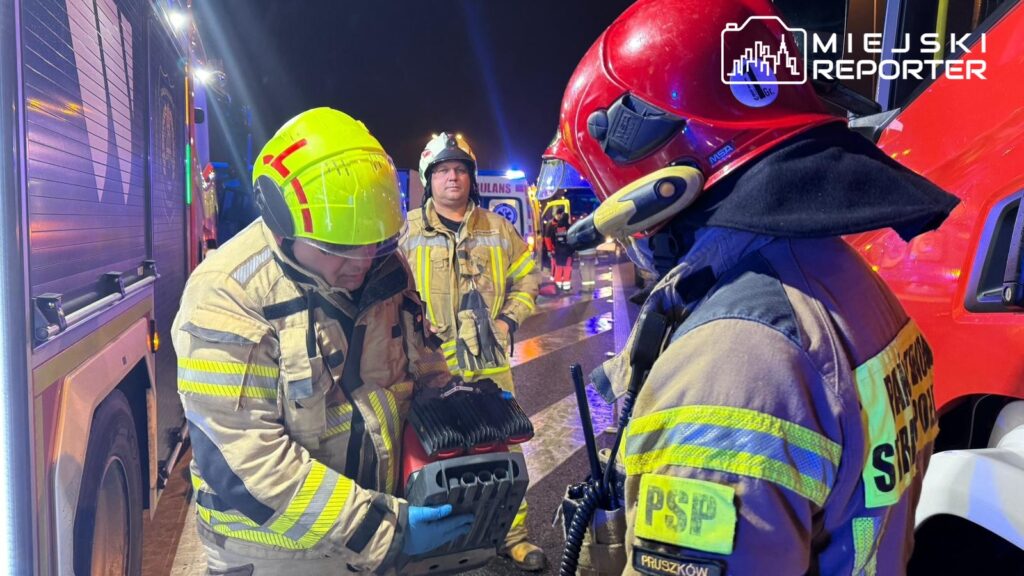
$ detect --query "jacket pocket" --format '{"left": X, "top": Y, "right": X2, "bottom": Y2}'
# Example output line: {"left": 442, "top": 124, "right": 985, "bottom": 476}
{"left": 278, "top": 325, "right": 327, "bottom": 447}
{"left": 468, "top": 245, "right": 498, "bottom": 300}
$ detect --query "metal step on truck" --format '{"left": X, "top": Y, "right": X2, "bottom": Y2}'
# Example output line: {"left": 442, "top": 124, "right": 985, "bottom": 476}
{"left": 0, "top": 0, "right": 218, "bottom": 573}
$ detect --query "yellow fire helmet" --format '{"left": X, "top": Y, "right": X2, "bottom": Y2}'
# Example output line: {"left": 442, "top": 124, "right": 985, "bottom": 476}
{"left": 253, "top": 107, "right": 405, "bottom": 256}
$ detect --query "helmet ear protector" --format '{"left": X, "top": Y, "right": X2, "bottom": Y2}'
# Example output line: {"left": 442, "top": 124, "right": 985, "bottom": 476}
{"left": 255, "top": 175, "right": 295, "bottom": 238}
{"left": 587, "top": 94, "right": 686, "bottom": 164}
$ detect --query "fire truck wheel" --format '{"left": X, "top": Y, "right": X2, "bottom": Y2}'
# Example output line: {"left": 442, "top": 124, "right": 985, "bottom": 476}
{"left": 74, "top": 389, "right": 143, "bottom": 576}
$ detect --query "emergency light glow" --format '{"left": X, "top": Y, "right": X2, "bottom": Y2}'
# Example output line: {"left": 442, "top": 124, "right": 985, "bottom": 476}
{"left": 504, "top": 169, "right": 525, "bottom": 179}
{"left": 168, "top": 10, "right": 188, "bottom": 31}
{"left": 193, "top": 67, "right": 213, "bottom": 84}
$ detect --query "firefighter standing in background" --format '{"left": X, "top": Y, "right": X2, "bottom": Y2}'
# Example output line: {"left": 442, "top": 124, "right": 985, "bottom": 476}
{"left": 543, "top": 0, "right": 959, "bottom": 573}
{"left": 400, "top": 132, "right": 545, "bottom": 571}
{"left": 173, "top": 108, "right": 474, "bottom": 575}
{"left": 544, "top": 206, "right": 574, "bottom": 292}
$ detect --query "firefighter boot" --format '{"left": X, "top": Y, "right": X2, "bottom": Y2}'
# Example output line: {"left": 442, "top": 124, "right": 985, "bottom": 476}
{"left": 501, "top": 540, "right": 546, "bottom": 572}
{"left": 501, "top": 505, "right": 546, "bottom": 572}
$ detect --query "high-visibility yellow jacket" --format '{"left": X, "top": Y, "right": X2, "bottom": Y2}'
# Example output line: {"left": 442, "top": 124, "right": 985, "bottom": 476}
{"left": 172, "top": 220, "right": 447, "bottom": 573}
{"left": 400, "top": 200, "right": 539, "bottom": 383}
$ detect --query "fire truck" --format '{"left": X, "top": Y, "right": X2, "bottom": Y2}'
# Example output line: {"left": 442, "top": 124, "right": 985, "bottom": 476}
{"left": 0, "top": 0, "right": 217, "bottom": 573}
{"left": 796, "top": 0, "right": 1024, "bottom": 570}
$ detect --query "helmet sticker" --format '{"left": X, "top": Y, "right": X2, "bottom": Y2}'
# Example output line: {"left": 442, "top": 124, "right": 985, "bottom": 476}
{"left": 728, "top": 62, "right": 779, "bottom": 108}
{"left": 262, "top": 138, "right": 313, "bottom": 233}
{"left": 708, "top": 143, "right": 736, "bottom": 167}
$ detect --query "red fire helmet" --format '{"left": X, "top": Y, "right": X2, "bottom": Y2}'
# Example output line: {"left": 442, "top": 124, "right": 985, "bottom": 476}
{"left": 542, "top": 0, "right": 841, "bottom": 205}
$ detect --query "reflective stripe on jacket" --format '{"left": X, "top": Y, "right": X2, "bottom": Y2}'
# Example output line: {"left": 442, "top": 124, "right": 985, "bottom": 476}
{"left": 400, "top": 200, "right": 539, "bottom": 380}
{"left": 597, "top": 234, "right": 936, "bottom": 576}
{"left": 173, "top": 220, "right": 446, "bottom": 572}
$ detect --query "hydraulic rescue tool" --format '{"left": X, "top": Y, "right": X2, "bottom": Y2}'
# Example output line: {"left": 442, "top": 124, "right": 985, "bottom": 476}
{"left": 399, "top": 378, "right": 534, "bottom": 574}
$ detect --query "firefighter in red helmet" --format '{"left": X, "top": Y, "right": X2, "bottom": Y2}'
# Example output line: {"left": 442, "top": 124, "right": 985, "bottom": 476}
{"left": 545, "top": 0, "right": 959, "bottom": 573}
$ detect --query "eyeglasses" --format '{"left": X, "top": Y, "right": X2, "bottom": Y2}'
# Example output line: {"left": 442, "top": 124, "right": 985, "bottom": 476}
{"left": 295, "top": 235, "right": 399, "bottom": 260}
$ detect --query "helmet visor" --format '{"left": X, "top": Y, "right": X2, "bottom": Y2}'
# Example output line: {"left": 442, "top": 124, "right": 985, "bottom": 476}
{"left": 295, "top": 232, "right": 401, "bottom": 260}
{"left": 536, "top": 158, "right": 589, "bottom": 201}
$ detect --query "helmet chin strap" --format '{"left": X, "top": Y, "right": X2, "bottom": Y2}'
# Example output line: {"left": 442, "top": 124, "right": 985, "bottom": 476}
{"left": 648, "top": 219, "right": 698, "bottom": 277}
{"left": 278, "top": 238, "right": 346, "bottom": 295}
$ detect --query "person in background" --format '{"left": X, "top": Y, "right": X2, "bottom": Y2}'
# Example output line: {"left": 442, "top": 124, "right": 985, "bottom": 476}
{"left": 400, "top": 132, "right": 546, "bottom": 571}
{"left": 544, "top": 206, "right": 573, "bottom": 292}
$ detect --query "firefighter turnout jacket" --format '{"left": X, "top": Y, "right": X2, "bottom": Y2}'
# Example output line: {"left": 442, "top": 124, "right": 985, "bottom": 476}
{"left": 593, "top": 228, "right": 937, "bottom": 575}
{"left": 172, "top": 220, "right": 448, "bottom": 573}
{"left": 400, "top": 199, "right": 539, "bottom": 385}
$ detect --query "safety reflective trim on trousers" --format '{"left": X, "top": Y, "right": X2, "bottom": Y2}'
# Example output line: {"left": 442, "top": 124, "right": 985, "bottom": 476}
{"left": 323, "top": 403, "right": 354, "bottom": 439}
{"left": 624, "top": 407, "right": 839, "bottom": 506}
{"left": 508, "top": 292, "right": 536, "bottom": 312}
{"left": 507, "top": 251, "right": 535, "bottom": 281}
{"left": 231, "top": 247, "right": 273, "bottom": 285}
{"left": 178, "top": 357, "right": 279, "bottom": 399}
{"left": 368, "top": 390, "right": 398, "bottom": 494}
{"left": 441, "top": 340, "right": 457, "bottom": 355}
{"left": 511, "top": 498, "right": 528, "bottom": 528}
{"left": 415, "top": 246, "right": 436, "bottom": 325}
{"left": 852, "top": 517, "right": 880, "bottom": 576}
{"left": 490, "top": 246, "right": 506, "bottom": 318}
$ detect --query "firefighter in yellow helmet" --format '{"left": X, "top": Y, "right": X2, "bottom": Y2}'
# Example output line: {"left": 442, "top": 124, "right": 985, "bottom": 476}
{"left": 400, "top": 132, "right": 544, "bottom": 570}
{"left": 172, "top": 108, "right": 473, "bottom": 575}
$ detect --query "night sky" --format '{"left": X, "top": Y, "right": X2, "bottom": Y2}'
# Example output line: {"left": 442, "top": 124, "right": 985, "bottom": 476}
{"left": 195, "top": 0, "right": 637, "bottom": 181}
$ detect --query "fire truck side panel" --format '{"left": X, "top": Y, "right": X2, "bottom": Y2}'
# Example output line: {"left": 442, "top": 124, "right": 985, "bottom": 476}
{"left": 851, "top": 2, "right": 1024, "bottom": 410}
{"left": 147, "top": 6, "right": 189, "bottom": 480}
{"left": 16, "top": 0, "right": 198, "bottom": 572}
{"left": 24, "top": 0, "right": 147, "bottom": 310}
{"left": 847, "top": 0, "right": 1024, "bottom": 557}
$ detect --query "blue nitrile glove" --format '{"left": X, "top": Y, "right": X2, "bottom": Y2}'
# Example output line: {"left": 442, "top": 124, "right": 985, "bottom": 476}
{"left": 403, "top": 504, "right": 475, "bottom": 556}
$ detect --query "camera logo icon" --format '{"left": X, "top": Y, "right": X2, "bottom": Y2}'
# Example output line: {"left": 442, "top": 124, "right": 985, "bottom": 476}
{"left": 721, "top": 16, "right": 808, "bottom": 87}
